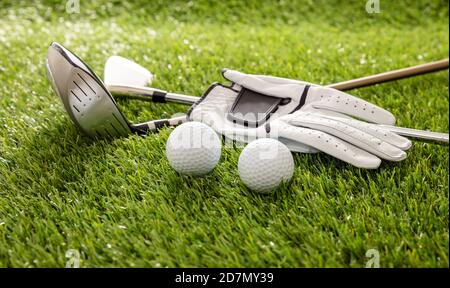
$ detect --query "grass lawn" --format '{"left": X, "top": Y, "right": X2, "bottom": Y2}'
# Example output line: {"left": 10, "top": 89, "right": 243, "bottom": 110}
{"left": 0, "top": 0, "right": 448, "bottom": 267}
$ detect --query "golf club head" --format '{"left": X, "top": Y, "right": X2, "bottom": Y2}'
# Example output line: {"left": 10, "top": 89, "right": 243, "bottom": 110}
{"left": 104, "top": 55, "right": 153, "bottom": 87}
{"left": 46, "top": 42, "right": 131, "bottom": 138}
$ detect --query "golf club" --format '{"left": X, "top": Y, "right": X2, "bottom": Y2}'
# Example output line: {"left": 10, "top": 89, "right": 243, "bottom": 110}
{"left": 104, "top": 56, "right": 449, "bottom": 143}
{"left": 46, "top": 42, "right": 448, "bottom": 143}
{"left": 46, "top": 42, "right": 186, "bottom": 138}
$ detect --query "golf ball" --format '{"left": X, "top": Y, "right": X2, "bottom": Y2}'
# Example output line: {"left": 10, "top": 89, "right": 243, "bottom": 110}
{"left": 238, "top": 138, "right": 294, "bottom": 193}
{"left": 166, "top": 122, "right": 221, "bottom": 176}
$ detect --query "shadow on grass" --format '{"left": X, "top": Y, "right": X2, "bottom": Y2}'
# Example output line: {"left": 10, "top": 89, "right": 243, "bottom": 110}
{"left": 11, "top": 114, "right": 422, "bottom": 209}
{"left": 5, "top": 119, "right": 125, "bottom": 194}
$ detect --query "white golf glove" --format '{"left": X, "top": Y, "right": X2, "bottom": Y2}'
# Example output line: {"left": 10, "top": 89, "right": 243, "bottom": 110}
{"left": 188, "top": 69, "right": 411, "bottom": 169}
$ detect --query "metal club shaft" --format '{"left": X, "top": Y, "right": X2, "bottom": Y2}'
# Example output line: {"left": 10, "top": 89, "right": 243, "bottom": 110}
{"left": 328, "top": 59, "right": 449, "bottom": 90}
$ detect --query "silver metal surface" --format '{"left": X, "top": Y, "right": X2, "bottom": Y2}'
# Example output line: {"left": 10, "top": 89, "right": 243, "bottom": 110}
{"left": 46, "top": 42, "right": 131, "bottom": 138}
{"left": 107, "top": 84, "right": 200, "bottom": 104}
{"left": 379, "top": 125, "right": 449, "bottom": 144}
{"left": 166, "top": 92, "right": 201, "bottom": 105}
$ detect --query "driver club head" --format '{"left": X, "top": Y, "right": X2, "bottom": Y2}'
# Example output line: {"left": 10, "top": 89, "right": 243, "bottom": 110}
{"left": 46, "top": 42, "right": 131, "bottom": 138}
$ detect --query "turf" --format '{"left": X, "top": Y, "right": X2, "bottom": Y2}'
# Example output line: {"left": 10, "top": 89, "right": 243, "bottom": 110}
{"left": 0, "top": 0, "right": 448, "bottom": 268}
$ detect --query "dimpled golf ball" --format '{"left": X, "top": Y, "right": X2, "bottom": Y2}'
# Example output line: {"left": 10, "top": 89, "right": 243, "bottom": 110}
{"left": 238, "top": 138, "right": 294, "bottom": 193}
{"left": 166, "top": 122, "right": 221, "bottom": 176}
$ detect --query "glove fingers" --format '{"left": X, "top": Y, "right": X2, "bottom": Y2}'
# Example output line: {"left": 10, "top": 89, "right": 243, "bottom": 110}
{"left": 309, "top": 87, "right": 396, "bottom": 125}
{"left": 273, "top": 120, "right": 382, "bottom": 169}
{"left": 316, "top": 114, "right": 412, "bottom": 150}
{"left": 277, "top": 137, "right": 320, "bottom": 153}
{"left": 287, "top": 112, "right": 407, "bottom": 161}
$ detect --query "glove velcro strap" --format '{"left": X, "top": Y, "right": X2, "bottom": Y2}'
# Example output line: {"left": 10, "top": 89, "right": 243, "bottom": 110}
{"left": 293, "top": 84, "right": 311, "bottom": 111}
{"left": 227, "top": 87, "right": 282, "bottom": 127}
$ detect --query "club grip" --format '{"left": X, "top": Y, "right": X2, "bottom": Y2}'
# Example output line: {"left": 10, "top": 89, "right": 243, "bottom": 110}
{"left": 131, "top": 115, "right": 188, "bottom": 134}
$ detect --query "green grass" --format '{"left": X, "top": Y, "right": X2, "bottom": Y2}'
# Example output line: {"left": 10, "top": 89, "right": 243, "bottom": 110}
{"left": 0, "top": 0, "right": 448, "bottom": 267}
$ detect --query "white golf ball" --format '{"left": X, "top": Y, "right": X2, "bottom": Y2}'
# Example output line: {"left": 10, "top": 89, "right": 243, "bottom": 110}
{"left": 166, "top": 122, "right": 221, "bottom": 176}
{"left": 238, "top": 138, "right": 294, "bottom": 193}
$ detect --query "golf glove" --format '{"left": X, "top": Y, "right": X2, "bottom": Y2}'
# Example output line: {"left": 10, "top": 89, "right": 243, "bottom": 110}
{"left": 188, "top": 69, "right": 411, "bottom": 169}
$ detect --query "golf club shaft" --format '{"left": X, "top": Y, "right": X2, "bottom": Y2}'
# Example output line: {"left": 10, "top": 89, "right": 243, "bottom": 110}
{"left": 110, "top": 60, "right": 449, "bottom": 143}
{"left": 379, "top": 124, "right": 449, "bottom": 143}
{"left": 327, "top": 59, "right": 449, "bottom": 90}
{"left": 133, "top": 115, "right": 449, "bottom": 144}
{"left": 107, "top": 84, "right": 199, "bottom": 104}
